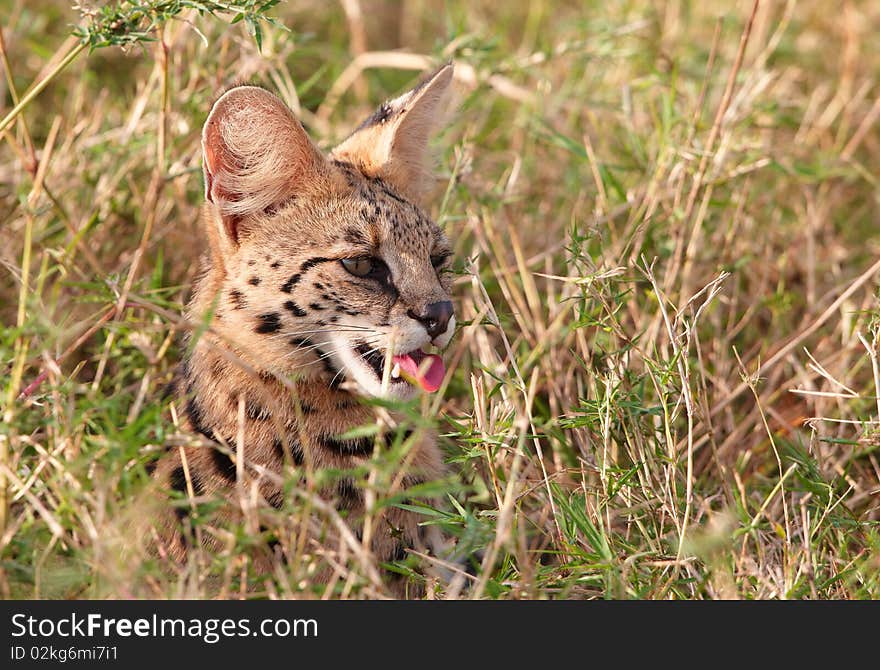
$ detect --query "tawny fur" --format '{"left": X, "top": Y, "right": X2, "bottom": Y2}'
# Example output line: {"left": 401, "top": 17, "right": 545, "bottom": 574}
{"left": 149, "top": 65, "right": 456, "bottom": 597}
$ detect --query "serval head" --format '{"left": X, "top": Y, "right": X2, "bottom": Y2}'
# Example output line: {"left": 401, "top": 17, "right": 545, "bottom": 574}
{"left": 198, "top": 64, "right": 456, "bottom": 400}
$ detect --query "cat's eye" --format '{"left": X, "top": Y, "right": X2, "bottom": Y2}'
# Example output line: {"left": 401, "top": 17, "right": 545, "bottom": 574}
{"left": 341, "top": 257, "right": 374, "bottom": 277}
{"left": 341, "top": 256, "right": 386, "bottom": 279}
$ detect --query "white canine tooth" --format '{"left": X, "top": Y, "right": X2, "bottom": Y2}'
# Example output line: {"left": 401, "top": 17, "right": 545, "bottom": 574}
{"left": 391, "top": 363, "right": 401, "bottom": 379}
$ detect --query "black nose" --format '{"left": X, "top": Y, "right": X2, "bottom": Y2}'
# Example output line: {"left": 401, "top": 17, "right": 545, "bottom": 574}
{"left": 408, "top": 301, "right": 454, "bottom": 340}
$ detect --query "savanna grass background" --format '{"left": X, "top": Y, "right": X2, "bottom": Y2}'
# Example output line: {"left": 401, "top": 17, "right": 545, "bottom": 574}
{"left": 2, "top": 0, "right": 880, "bottom": 599}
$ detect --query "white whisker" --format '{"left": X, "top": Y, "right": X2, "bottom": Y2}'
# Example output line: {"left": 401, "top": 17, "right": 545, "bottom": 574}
{"left": 280, "top": 335, "right": 384, "bottom": 366}
{"left": 263, "top": 326, "right": 378, "bottom": 343}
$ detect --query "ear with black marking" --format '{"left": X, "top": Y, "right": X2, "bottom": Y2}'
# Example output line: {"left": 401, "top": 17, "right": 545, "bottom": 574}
{"left": 202, "top": 85, "right": 327, "bottom": 245}
{"left": 331, "top": 63, "right": 454, "bottom": 203}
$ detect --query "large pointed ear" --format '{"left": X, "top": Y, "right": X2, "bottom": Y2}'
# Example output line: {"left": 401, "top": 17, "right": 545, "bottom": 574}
{"left": 331, "top": 63, "right": 454, "bottom": 203}
{"left": 202, "top": 85, "right": 327, "bottom": 245}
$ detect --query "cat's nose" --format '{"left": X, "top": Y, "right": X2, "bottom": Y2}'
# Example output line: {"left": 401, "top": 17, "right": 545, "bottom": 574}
{"left": 407, "top": 301, "right": 454, "bottom": 340}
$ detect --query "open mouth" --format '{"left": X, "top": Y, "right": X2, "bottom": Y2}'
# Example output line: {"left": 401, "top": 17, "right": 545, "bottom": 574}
{"left": 354, "top": 344, "right": 446, "bottom": 393}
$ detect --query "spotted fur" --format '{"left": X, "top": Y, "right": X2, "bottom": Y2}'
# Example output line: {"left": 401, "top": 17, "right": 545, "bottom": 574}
{"left": 150, "top": 65, "right": 457, "bottom": 596}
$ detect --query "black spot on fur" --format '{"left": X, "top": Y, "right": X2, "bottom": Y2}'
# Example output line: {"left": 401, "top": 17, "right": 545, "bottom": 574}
{"left": 210, "top": 448, "right": 237, "bottom": 482}
{"left": 344, "top": 227, "right": 367, "bottom": 244}
{"left": 319, "top": 355, "right": 343, "bottom": 386}
{"left": 255, "top": 312, "right": 281, "bottom": 333}
{"left": 189, "top": 472, "right": 205, "bottom": 496}
{"left": 392, "top": 544, "right": 408, "bottom": 562}
{"left": 248, "top": 276, "right": 261, "bottom": 286}
{"left": 300, "top": 257, "right": 332, "bottom": 273}
{"left": 337, "top": 478, "right": 362, "bottom": 508}
{"left": 266, "top": 491, "right": 284, "bottom": 510}
{"left": 281, "top": 273, "right": 301, "bottom": 293}
{"left": 379, "top": 183, "right": 407, "bottom": 205}
{"left": 308, "top": 302, "right": 325, "bottom": 311}
{"left": 403, "top": 474, "right": 425, "bottom": 489}
{"left": 186, "top": 398, "right": 212, "bottom": 439}
{"left": 313, "top": 281, "right": 324, "bottom": 290}
{"left": 336, "top": 398, "right": 358, "bottom": 411}
{"left": 270, "top": 261, "right": 281, "bottom": 269}
{"left": 246, "top": 400, "right": 271, "bottom": 421}
{"left": 322, "top": 435, "right": 374, "bottom": 456}
{"left": 284, "top": 300, "right": 307, "bottom": 317}
{"left": 331, "top": 159, "right": 359, "bottom": 187}
{"left": 168, "top": 465, "right": 186, "bottom": 493}
{"left": 265, "top": 195, "right": 299, "bottom": 216}
{"left": 170, "top": 465, "right": 203, "bottom": 496}
{"left": 229, "top": 289, "right": 247, "bottom": 310}
{"left": 272, "top": 438, "right": 304, "bottom": 465}
{"left": 289, "top": 336, "right": 313, "bottom": 350}
{"left": 271, "top": 438, "right": 284, "bottom": 460}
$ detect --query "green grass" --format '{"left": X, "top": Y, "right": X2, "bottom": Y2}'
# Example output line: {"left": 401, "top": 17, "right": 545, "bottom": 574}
{"left": 3, "top": 0, "right": 880, "bottom": 599}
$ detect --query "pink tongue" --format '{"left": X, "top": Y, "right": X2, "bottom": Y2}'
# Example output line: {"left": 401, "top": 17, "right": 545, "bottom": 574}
{"left": 392, "top": 350, "right": 446, "bottom": 392}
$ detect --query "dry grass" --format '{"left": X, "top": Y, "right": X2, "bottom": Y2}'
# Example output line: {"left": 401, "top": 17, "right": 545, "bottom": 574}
{"left": 2, "top": 0, "right": 880, "bottom": 599}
